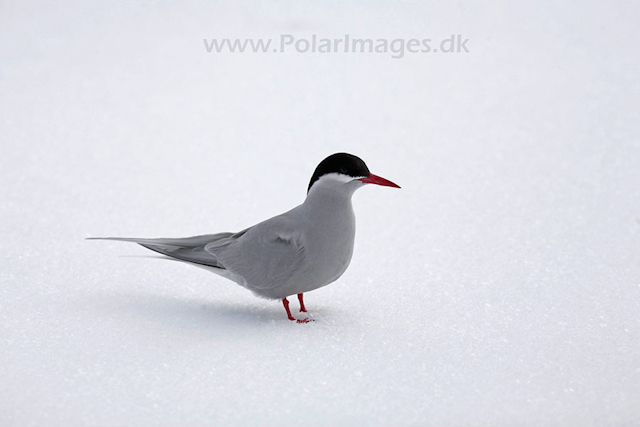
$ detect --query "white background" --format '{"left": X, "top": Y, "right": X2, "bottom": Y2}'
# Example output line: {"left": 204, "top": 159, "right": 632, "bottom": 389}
{"left": 1, "top": 1, "right": 639, "bottom": 426}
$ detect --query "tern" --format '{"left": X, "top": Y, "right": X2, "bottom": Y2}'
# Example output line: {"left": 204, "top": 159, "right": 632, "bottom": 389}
{"left": 89, "top": 153, "right": 400, "bottom": 322}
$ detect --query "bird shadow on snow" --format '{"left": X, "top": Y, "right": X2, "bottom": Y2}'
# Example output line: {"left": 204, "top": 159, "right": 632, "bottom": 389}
{"left": 91, "top": 292, "right": 350, "bottom": 336}
{"left": 93, "top": 291, "right": 332, "bottom": 337}
{"left": 147, "top": 294, "right": 275, "bottom": 324}
{"left": 89, "top": 255, "right": 350, "bottom": 338}
{"left": 91, "top": 287, "right": 342, "bottom": 338}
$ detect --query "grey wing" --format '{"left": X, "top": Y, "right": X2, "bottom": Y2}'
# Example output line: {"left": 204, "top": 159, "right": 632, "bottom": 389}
{"left": 204, "top": 217, "right": 306, "bottom": 290}
{"left": 88, "top": 233, "right": 235, "bottom": 268}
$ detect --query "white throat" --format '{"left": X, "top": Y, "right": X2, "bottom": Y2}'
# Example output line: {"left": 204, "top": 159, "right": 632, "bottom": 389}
{"left": 305, "top": 173, "right": 364, "bottom": 201}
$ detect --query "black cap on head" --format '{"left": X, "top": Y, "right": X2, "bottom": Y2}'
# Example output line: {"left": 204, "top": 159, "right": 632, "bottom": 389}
{"left": 307, "top": 153, "right": 370, "bottom": 193}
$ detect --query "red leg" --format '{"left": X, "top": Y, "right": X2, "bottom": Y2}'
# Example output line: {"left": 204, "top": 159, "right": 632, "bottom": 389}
{"left": 282, "top": 297, "right": 296, "bottom": 321}
{"left": 297, "top": 293, "right": 307, "bottom": 313}
{"left": 283, "top": 297, "right": 310, "bottom": 323}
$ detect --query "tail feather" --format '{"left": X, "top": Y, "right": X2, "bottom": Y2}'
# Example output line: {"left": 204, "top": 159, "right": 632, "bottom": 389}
{"left": 138, "top": 243, "right": 225, "bottom": 269}
{"left": 86, "top": 233, "right": 233, "bottom": 248}
{"left": 87, "top": 234, "right": 233, "bottom": 269}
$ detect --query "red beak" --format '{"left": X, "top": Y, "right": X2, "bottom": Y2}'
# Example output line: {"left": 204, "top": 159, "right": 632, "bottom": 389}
{"left": 358, "top": 173, "right": 401, "bottom": 188}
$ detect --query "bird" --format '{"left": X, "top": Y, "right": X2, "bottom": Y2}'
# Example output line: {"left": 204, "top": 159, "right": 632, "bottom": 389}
{"left": 89, "top": 152, "right": 400, "bottom": 323}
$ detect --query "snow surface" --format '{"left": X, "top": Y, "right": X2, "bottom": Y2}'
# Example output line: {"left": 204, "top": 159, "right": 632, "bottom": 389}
{"left": 2, "top": 1, "right": 640, "bottom": 426}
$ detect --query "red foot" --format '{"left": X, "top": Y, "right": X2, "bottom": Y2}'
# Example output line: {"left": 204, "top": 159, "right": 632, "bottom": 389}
{"left": 283, "top": 297, "right": 313, "bottom": 323}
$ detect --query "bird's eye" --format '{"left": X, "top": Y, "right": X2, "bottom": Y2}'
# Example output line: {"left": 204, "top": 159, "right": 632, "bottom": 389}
{"left": 340, "top": 167, "right": 348, "bottom": 174}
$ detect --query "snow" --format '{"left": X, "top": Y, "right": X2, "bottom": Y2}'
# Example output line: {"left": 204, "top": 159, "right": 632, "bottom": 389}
{"left": 2, "top": 1, "right": 640, "bottom": 426}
